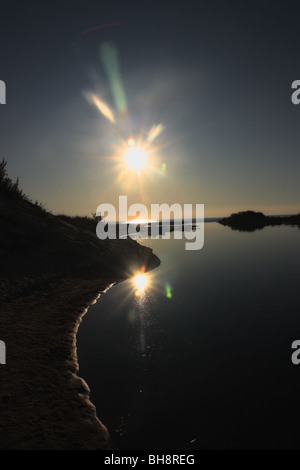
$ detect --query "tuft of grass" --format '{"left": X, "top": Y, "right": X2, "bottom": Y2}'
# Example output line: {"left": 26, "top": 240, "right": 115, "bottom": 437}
{"left": 0, "top": 158, "right": 49, "bottom": 214}
{"left": 0, "top": 158, "right": 26, "bottom": 200}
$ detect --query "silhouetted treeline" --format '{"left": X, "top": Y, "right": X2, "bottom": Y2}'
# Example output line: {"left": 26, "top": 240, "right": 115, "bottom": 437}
{"left": 219, "top": 210, "right": 300, "bottom": 231}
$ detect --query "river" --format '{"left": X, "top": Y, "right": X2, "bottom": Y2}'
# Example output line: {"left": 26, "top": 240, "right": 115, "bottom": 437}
{"left": 77, "top": 222, "right": 300, "bottom": 450}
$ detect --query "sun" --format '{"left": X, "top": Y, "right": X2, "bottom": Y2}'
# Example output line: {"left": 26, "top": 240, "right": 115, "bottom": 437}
{"left": 124, "top": 146, "right": 147, "bottom": 172}
{"left": 134, "top": 273, "right": 148, "bottom": 292}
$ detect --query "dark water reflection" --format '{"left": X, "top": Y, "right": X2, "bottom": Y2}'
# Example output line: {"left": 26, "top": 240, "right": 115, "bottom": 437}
{"left": 77, "top": 223, "right": 300, "bottom": 450}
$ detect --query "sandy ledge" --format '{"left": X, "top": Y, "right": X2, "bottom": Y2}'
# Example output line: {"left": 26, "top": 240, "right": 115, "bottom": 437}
{"left": 0, "top": 192, "right": 160, "bottom": 450}
{"left": 0, "top": 270, "right": 158, "bottom": 450}
{"left": 0, "top": 276, "right": 114, "bottom": 450}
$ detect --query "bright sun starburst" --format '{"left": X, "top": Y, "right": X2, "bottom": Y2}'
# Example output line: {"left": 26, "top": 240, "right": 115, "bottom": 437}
{"left": 124, "top": 146, "right": 148, "bottom": 172}
{"left": 109, "top": 131, "right": 167, "bottom": 192}
{"left": 134, "top": 273, "right": 148, "bottom": 291}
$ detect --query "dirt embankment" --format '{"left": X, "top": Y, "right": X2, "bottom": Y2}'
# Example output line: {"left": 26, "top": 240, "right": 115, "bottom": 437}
{"left": 0, "top": 193, "right": 160, "bottom": 449}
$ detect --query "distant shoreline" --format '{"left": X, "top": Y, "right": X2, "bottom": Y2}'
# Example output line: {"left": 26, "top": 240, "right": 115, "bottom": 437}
{"left": 218, "top": 210, "right": 300, "bottom": 232}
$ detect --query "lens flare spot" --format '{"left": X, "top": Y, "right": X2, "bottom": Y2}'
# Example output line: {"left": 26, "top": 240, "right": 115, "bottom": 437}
{"left": 128, "top": 309, "right": 137, "bottom": 322}
{"left": 147, "top": 123, "right": 164, "bottom": 142}
{"left": 128, "top": 137, "right": 135, "bottom": 146}
{"left": 165, "top": 283, "right": 172, "bottom": 299}
{"left": 100, "top": 42, "right": 127, "bottom": 114}
{"left": 84, "top": 92, "right": 115, "bottom": 123}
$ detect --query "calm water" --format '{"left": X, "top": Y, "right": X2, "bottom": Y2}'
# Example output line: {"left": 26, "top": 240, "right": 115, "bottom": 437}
{"left": 77, "top": 222, "right": 300, "bottom": 450}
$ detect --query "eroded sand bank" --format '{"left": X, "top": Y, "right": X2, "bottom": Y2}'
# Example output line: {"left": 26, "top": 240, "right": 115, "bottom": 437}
{"left": 0, "top": 271, "right": 155, "bottom": 450}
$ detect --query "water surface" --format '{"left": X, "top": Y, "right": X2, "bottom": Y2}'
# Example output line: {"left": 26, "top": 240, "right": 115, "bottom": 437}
{"left": 77, "top": 222, "right": 300, "bottom": 450}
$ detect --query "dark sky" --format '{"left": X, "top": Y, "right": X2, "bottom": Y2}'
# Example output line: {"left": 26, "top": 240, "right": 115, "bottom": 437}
{"left": 0, "top": 2, "right": 299, "bottom": 216}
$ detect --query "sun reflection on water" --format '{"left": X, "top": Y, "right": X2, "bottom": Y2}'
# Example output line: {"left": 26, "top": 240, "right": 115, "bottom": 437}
{"left": 134, "top": 273, "right": 148, "bottom": 292}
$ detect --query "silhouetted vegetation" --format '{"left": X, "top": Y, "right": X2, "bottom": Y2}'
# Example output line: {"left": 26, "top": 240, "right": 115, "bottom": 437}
{"left": 56, "top": 214, "right": 96, "bottom": 233}
{"left": 219, "top": 210, "right": 300, "bottom": 231}
{"left": 0, "top": 158, "right": 49, "bottom": 214}
{"left": 0, "top": 158, "right": 26, "bottom": 200}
